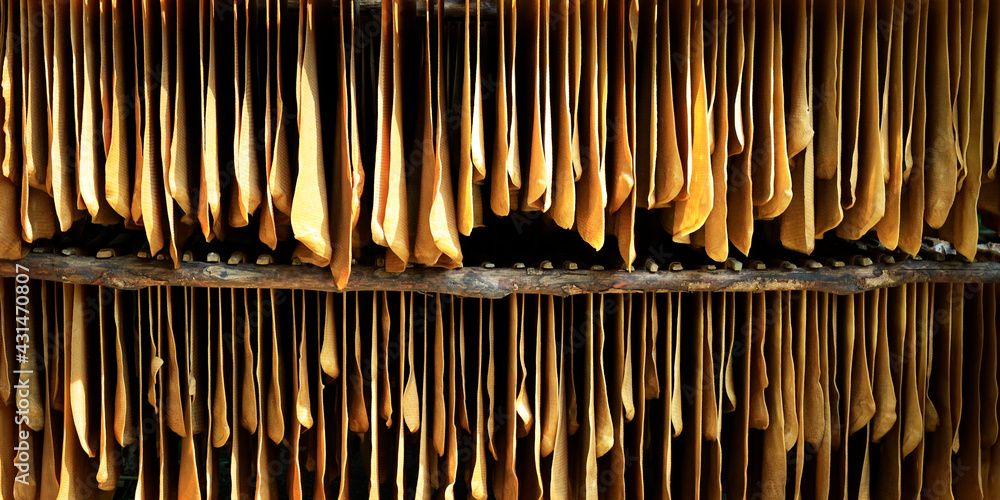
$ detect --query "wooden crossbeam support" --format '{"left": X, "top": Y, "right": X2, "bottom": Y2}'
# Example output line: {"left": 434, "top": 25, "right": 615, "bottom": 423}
{"left": 3, "top": 253, "right": 1000, "bottom": 298}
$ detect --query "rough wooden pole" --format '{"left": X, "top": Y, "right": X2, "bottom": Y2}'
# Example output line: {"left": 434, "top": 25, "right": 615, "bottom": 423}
{"left": 2, "top": 253, "right": 999, "bottom": 298}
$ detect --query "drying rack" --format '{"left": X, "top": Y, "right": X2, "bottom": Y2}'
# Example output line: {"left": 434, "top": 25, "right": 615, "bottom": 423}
{"left": 3, "top": 242, "right": 999, "bottom": 298}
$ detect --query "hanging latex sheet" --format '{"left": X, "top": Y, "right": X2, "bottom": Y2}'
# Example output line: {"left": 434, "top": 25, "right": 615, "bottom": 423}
{"left": 370, "top": 0, "right": 412, "bottom": 272}
{"left": 413, "top": 0, "right": 463, "bottom": 268}
{"left": 1, "top": 280, "right": 997, "bottom": 499}
{"left": 0, "top": 0, "right": 998, "bottom": 271}
{"left": 456, "top": 0, "right": 488, "bottom": 235}
{"left": 490, "top": 0, "right": 522, "bottom": 217}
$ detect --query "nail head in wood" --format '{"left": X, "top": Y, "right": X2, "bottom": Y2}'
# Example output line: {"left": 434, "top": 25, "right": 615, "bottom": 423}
{"left": 853, "top": 256, "right": 873, "bottom": 267}
{"left": 644, "top": 258, "right": 659, "bottom": 273}
{"left": 228, "top": 252, "right": 246, "bottom": 265}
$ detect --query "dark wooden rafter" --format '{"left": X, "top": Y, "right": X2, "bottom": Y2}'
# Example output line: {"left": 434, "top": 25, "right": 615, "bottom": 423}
{"left": 3, "top": 252, "right": 1000, "bottom": 298}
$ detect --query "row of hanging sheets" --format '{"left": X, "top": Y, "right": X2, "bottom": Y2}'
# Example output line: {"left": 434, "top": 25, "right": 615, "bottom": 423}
{"left": 2, "top": 279, "right": 999, "bottom": 499}
{"left": 1, "top": 0, "right": 1000, "bottom": 285}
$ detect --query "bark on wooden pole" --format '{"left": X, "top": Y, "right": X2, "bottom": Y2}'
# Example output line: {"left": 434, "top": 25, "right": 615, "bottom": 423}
{"left": 2, "top": 253, "right": 999, "bottom": 298}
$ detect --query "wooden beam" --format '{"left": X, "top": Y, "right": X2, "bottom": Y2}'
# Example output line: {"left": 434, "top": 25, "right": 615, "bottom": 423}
{"left": 2, "top": 253, "right": 1000, "bottom": 298}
